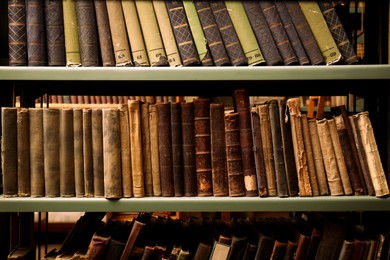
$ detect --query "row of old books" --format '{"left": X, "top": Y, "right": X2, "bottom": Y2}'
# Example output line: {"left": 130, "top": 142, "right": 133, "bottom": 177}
{"left": 1, "top": 90, "right": 389, "bottom": 199}
{"left": 32, "top": 212, "right": 390, "bottom": 260}
{"left": 8, "top": 0, "right": 358, "bottom": 67}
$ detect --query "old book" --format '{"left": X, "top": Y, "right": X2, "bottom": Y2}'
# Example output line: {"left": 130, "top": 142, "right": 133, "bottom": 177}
{"left": 259, "top": 1, "right": 298, "bottom": 65}
{"left": 182, "top": 0, "right": 213, "bottom": 66}
{"left": 43, "top": 108, "right": 60, "bottom": 197}
{"left": 62, "top": 0, "right": 81, "bottom": 67}
{"left": 274, "top": 1, "right": 310, "bottom": 65}
{"left": 224, "top": 112, "right": 245, "bottom": 197}
{"left": 106, "top": 0, "right": 133, "bottom": 66}
{"left": 73, "top": 108, "right": 85, "bottom": 198}
{"left": 16, "top": 108, "right": 30, "bottom": 197}
{"left": 83, "top": 108, "right": 94, "bottom": 197}
{"left": 119, "top": 104, "right": 133, "bottom": 198}
{"left": 355, "top": 111, "right": 390, "bottom": 198}
{"left": 338, "top": 239, "right": 354, "bottom": 260}
{"left": 209, "top": 1, "right": 247, "bottom": 66}
{"left": 85, "top": 230, "right": 111, "bottom": 260}
{"left": 224, "top": 0, "right": 266, "bottom": 66}
{"left": 250, "top": 105, "right": 268, "bottom": 197}
{"left": 128, "top": 100, "right": 145, "bottom": 198}
{"left": 269, "top": 240, "right": 287, "bottom": 260}
{"left": 294, "top": 232, "right": 311, "bottom": 260}
{"left": 94, "top": 0, "right": 115, "bottom": 67}
{"left": 316, "top": 118, "right": 344, "bottom": 196}
{"left": 242, "top": 1, "right": 283, "bottom": 66}
{"left": 26, "top": 0, "right": 47, "bottom": 66}
{"left": 44, "top": 0, "right": 65, "bottom": 66}
{"left": 194, "top": 98, "right": 213, "bottom": 196}
{"left": 193, "top": 242, "right": 212, "bottom": 260}
{"left": 233, "top": 89, "right": 258, "bottom": 196}
{"left": 209, "top": 241, "right": 230, "bottom": 260}
{"left": 135, "top": 0, "right": 169, "bottom": 66}
{"left": 8, "top": 0, "right": 27, "bottom": 66}
{"left": 121, "top": 0, "right": 149, "bottom": 67}
{"left": 165, "top": 0, "right": 201, "bottom": 66}
{"left": 152, "top": 0, "right": 182, "bottom": 67}
{"left": 180, "top": 101, "right": 198, "bottom": 197}
{"left": 299, "top": 1, "right": 342, "bottom": 65}
{"left": 157, "top": 102, "right": 175, "bottom": 197}
{"left": 194, "top": 0, "right": 231, "bottom": 66}
{"left": 254, "top": 230, "right": 275, "bottom": 260}
{"left": 75, "top": 0, "right": 99, "bottom": 67}
{"left": 91, "top": 108, "right": 104, "bottom": 197}
{"left": 284, "top": 0, "right": 325, "bottom": 65}
{"left": 29, "top": 108, "right": 44, "bottom": 197}
{"left": 141, "top": 103, "right": 153, "bottom": 196}
{"left": 286, "top": 97, "right": 312, "bottom": 197}
{"left": 171, "top": 102, "right": 184, "bottom": 197}
{"left": 149, "top": 104, "right": 162, "bottom": 196}
{"left": 317, "top": 0, "right": 358, "bottom": 65}
{"left": 120, "top": 219, "right": 146, "bottom": 260}
{"left": 210, "top": 103, "right": 229, "bottom": 197}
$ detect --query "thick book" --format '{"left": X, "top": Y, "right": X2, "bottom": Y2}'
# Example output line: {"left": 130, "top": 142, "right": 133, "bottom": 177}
{"left": 120, "top": 219, "right": 146, "bottom": 260}
{"left": 149, "top": 104, "right": 162, "bottom": 196}
{"left": 83, "top": 108, "right": 94, "bottom": 197}
{"left": 119, "top": 104, "right": 133, "bottom": 198}
{"left": 8, "top": 0, "right": 27, "bottom": 66}
{"left": 26, "top": 0, "right": 47, "bottom": 66}
{"left": 73, "top": 108, "right": 85, "bottom": 198}
{"left": 165, "top": 0, "right": 201, "bottom": 66}
{"left": 171, "top": 102, "right": 185, "bottom": 197}
{"left": 194, "top": 0, "right": 231, "bottom": 66}
{"left": 44, "top": 0, "right": 65, "bottom": 66}
{"left": 17, "top": 108, "right": 30, "bottom": 197}
{"left": 62, "top": 0, "right": 81, "bottom": 67}
{"left": 141, "top": 103, "right": 153, "bottom": 196}
{"left": 91, "top": 108, "right": 104, "bottom": 197}
{"left": 85, "top": 230, "right": 111, "bottom": 260}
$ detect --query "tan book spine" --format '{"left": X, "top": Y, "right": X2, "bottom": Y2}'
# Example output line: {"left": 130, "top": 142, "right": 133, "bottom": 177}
{"left": 141, "top": 102, "right": 153, "bottom": 196}
{"left": 149, "top": 104, "right": 161, "bottom": 196}
{"left": 119, "top": 104, "right": 133, "bottom": 198}
{"left": 73, "top": 108, "right": 85, "bottom": 197}
{"left": 152, "top": 0, "right": 182, "bottom": 67}
{"left": 83, "top": 108, "right": 94, "bottom": 197}
{"left": 224, "top": 0, "right": 265, "bottom": 66}
{"left": 135, "top": 0, "right": 168, "bottom": 66}
{"left": 106, "top": 0, "right": 133, "bottom": 66}
{"left": 17, "top": 108, "right": 30, "bottom": 197}
{"left": 62, "top": 0, "right": 81, "bottom": 67}
{"left": 92, "top": 108, "right": 104, "bottom": 197}
{"left": 121, "top": 0, "right": 149, "bottom": 67}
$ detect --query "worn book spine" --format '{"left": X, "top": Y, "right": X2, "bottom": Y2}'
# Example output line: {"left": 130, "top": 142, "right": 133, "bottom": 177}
{"left": 225, "top": 112, "right": 245, "bottom": 197}
{"left": 91, "top": 108, "right": 104, "bottom": 197}
{"left": 141, "top": 103, "right": 153, "bottom": 196}
{"left": 294, "top": 232, "right": 311, "bottom": 260}
{"left": 225, "top": 0, "right": 266, "bottom": 66}
{"left": 8, "top": 0, "right": 27, "bottom": 66}
{"left": 194, "top": 0, "right": 231, "bottom": 66}
{"left": 259, "top": 1, "right": 298, "bottom": 65}
{"left": 157, "top": 102, "right": 175, "bottom": 197}
{"left": 119, "top": 104, "right": 133, "bottom": 198}
{"left": 26, "top": 0, "right": 47, "bottom": 66}
{"left": 285, "top": 0, "right": 325, "bottom": 65}
{"left": 209, "top": 1, "right": 247, "bottom": 66}
{"left": 44, "top": 0, "right": 66, "bottom": 66}
{"left": 62, "top": 0, "right": 81, "bottom": 67}
{"left": 180, "top": 101, "right": 198, "bottom": 197}
{"left": 182, "top": 0, "right": 213, "bottom": 66}
{"left": 250, "top": 106, "right": 268, "bottom": 197}
{"left": 85, "top": 232, "right": 111, "bottom": 259}
{"left": 316, "top": 118, "right": 344, "bottom": 195}
{"left": 121, "top": 0, "right": 149, "bottom": 67}
{"left": 152, "top": 0, "right": 182, "bottom": 67}
{"left": 149, "top": 104, "right": 162, "bottom": 196}
{"left": 106, "top": 0, "right": 133, "bottom": 66}
{"left": 171, "top": 102, "right": 184, "bottom": 197}
{"left": 83, "top": 108, "right": 94, "bottom": 197}
{"left": 317, "top": 0, "right": 358, "bottom": 65}
{"left": 29, "top": 108, "right": 45, "bottom": 197}
{"left": 120, "top": 219, "right": 146, "bottom": 260}
{"left": 194, "top": 98, "right": 213, "bottom": 196}
{"left": 210, "top": 103, "right": 229, "bottom": 197}
{"left": 128, "top": 100, "right": 145, "bottom": 197}
{"left": 234, "top": 89, "right": 258, "bottom": 196}
{"left": 286, "top": 97, "right": 312, "bottom": 197}
{"left": 135, "top": 0, "right": 168, "bottom": 66}
{"left": 165, "top": 0, "right": 201, "bottom": 66}
{"left": 75, "top": 0, "right": 99, "bottom": 67}
{"left": 73, "top": 108, "right": 85, "bottom": 197}
{"left": 17, "top": 108, "right": 30, "bottom": 197}
{"left": 43, "top": 108, "right": 60, "bottom": 197}
{"left": 102, "top": 108, "right": 123, "bottom": 199}
{"left": 242, "top": 1, "right": 283, "bottom": 66}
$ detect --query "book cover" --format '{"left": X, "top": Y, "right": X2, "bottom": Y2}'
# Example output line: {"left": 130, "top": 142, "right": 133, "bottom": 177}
{"left": 62, "top": 0, "right": 81, "bottom": 67}
{"left": 73, "top": 108, "right": 85, "bottom": 198}
{"left": 8, "top": 0, "right": 27, "bottom": 66}
{"left": 17, "top": 108, "right": 30, "bottom": 197}
{"left": 83, "top": 108, "right": 94, "bottom": 197}
{"left": 149, "top": 104, "right": 162, "bottom": 196}
{"left": 26, "top": 0, "right": 47, "bottom": 66}
{"left": 171, "top": 102, "right": 184, "bottom": 197}
{"left": 119, "top": 104, "right": 133, "bottom": 198}
{"left": 141, "top": 102, "right": 153, "bottom": 196}
{"left": 91, "top": 108, "right": 104, "bottom": 197}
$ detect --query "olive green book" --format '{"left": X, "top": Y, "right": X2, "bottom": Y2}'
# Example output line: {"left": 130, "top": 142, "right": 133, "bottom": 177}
{"left": 62, "top": 0, "right": 81, "bottom": 67}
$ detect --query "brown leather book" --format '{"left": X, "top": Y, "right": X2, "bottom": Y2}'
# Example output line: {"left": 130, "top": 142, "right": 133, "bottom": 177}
{"left": 233, "top": 89, "right": 258, "bottom": 197}
{"left": 17, "top": 108, "right": 30, "bottom": 197}
{"left": 91, "top": 108, "right": 105, "bottom": 197}
{"left": 171, "top": 102, "right": 185, "bottom": 197}
{"left": 119, "top": 104, "right": 133, "bottom": 198}
{"left": 149, "top": 104, "right": 162, "bottom": 196}
{"left": 26, "top": 0, "right": 47, "bottom": 66}
{"left": 141, "top": 103, "right": 153, "bottom": 196}
{"left": 120, "top": 219, "right": 146, "bottom": 260}
{"left": 85, "top": 230, "right": 111, "bottom": 259}
{"left": 83, "top": 108, "right": 94, "bottom": 197}
{"left": 8, "top": 0, "right": 27, "bottom": 66}
{"left": 210, "top": 103, "right": 229, "bottom": 197}
{"left": 294, "top": 232, "right": 311, "bottom": 260}
{"left": 73, "top": 108, "right": 85, "bottom": 198}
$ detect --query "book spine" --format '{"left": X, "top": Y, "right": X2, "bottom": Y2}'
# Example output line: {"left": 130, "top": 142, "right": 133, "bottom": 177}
{"left": 171, "top": 102, "right": 184, "bottom": 196}
{"left": 102, "top": 108, "right": 122, "bottom": 199}
{"left": 141, "top": 102, "right": 153, "bottom": 196}
{"left": 26, "top": 0, "right": 47, "bottom": 66}
{"left": 73, "top": 108, "right": 85, "bottom": 197}
{"left": 91, "top": 108, "right": 104, "bottom": 197}
{"left": 119, "top": 104, "right": 133, "bottom": 198}
{"left": 8, "top": 0, "right": 27, "bottom": 66}
{"left": 83, "top": 108, "right": 94, "bottom": 197}
{"left": 62, "top": 0, "right": 81, "bottom": 67}
{"left": 17, "top": 108, "right": 30, "bottom": 197}
{"left": 149, "top": 104, "right": 162, "bottom": 196}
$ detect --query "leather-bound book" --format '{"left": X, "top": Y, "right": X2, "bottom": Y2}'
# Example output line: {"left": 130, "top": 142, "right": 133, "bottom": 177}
{"left": 225, "top": 112, "right": 245, "bottom": 197}
{"left": 26, "top": 0, "right": 47, "bottom": 66}
{"left": 210, "top": 103, "right": 229, "bottom": 197}
{"left": 194, "top": 98, "right": 213, "bottom": 196}
{"left": 180, "top": 101, "right": 198, "bottom": 197}
{"left": 233, "top": 89, "right": 258, "bottom": 196}
{"left": 269, "top": 240, "right": 287, "bottom": 260}
{"left": 165, "top": 0, "right": 201, "bottom": 66}
{"left": 91, "top": 108, "right": 105, "bottom": 197}
{"left": 294, "top": 232, "right": 311, "bottom": 260}
{"left": 194, "top": 0, "right": 231, "bottom": 66}
{"left": 8, "top": 0, "right": 27, "bottom": 66}
{"left": 338, "top": 239, "right": 354, "bottom": 260}
{"left": 17, "top": 108, "right": 30, "bottom": 197}
{"left": 83, "top": 108, "right": 94, "bottom": 197}
{"left": 73, "top": 108, "right": 85, "bottom": 198}
{"left": 141, "top": 103, "right": 153, "bottom": 196}
{"left": 157, "top": 102, "right": 175, "bottom": 197}
{"left": 171, "top": 102, "right": 184, "bottom": 196}
{"left": 85, "top": 229, "right": 111, "bottom": 260}
{"left": 119, "top": 104, "right": 133, "bottom": 198}
{"left": 149, "top": 104, "right": 162, "bottom": 196}
{"left": 62, "top": 0, "right": 81, "bottom": 67}
{"left": 121, "top": 220, "right": 146, "bottom": 260}
{"left": 242, "top": 1, "right": 283, "bottom": 66}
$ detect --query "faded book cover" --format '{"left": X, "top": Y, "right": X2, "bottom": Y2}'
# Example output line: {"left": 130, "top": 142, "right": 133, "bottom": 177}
{"left": 83, "top": 108, "right": 94, "bottom": 197}
{"left": 73, "top": 108, "right": 85, "bottom": 197}
{"left": 26, "top": 0, "right": 47, "bottom": 66}
{"left": 149, "top": 104, "right": 162, "bottom": 196}
{"left": 91, "top": 108, "right": 104, "bottom": 197}
{"left": 119, "top": 104, "right": 133, "bottom": 198}
{"left": 17, "top": 108, "right": 30, "bottom": 197}
{"left": 62, "top": 0, "right": 81, "bottom": 66}
{"left": 141, "top": 103, "right": 153, "bottom": 196}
